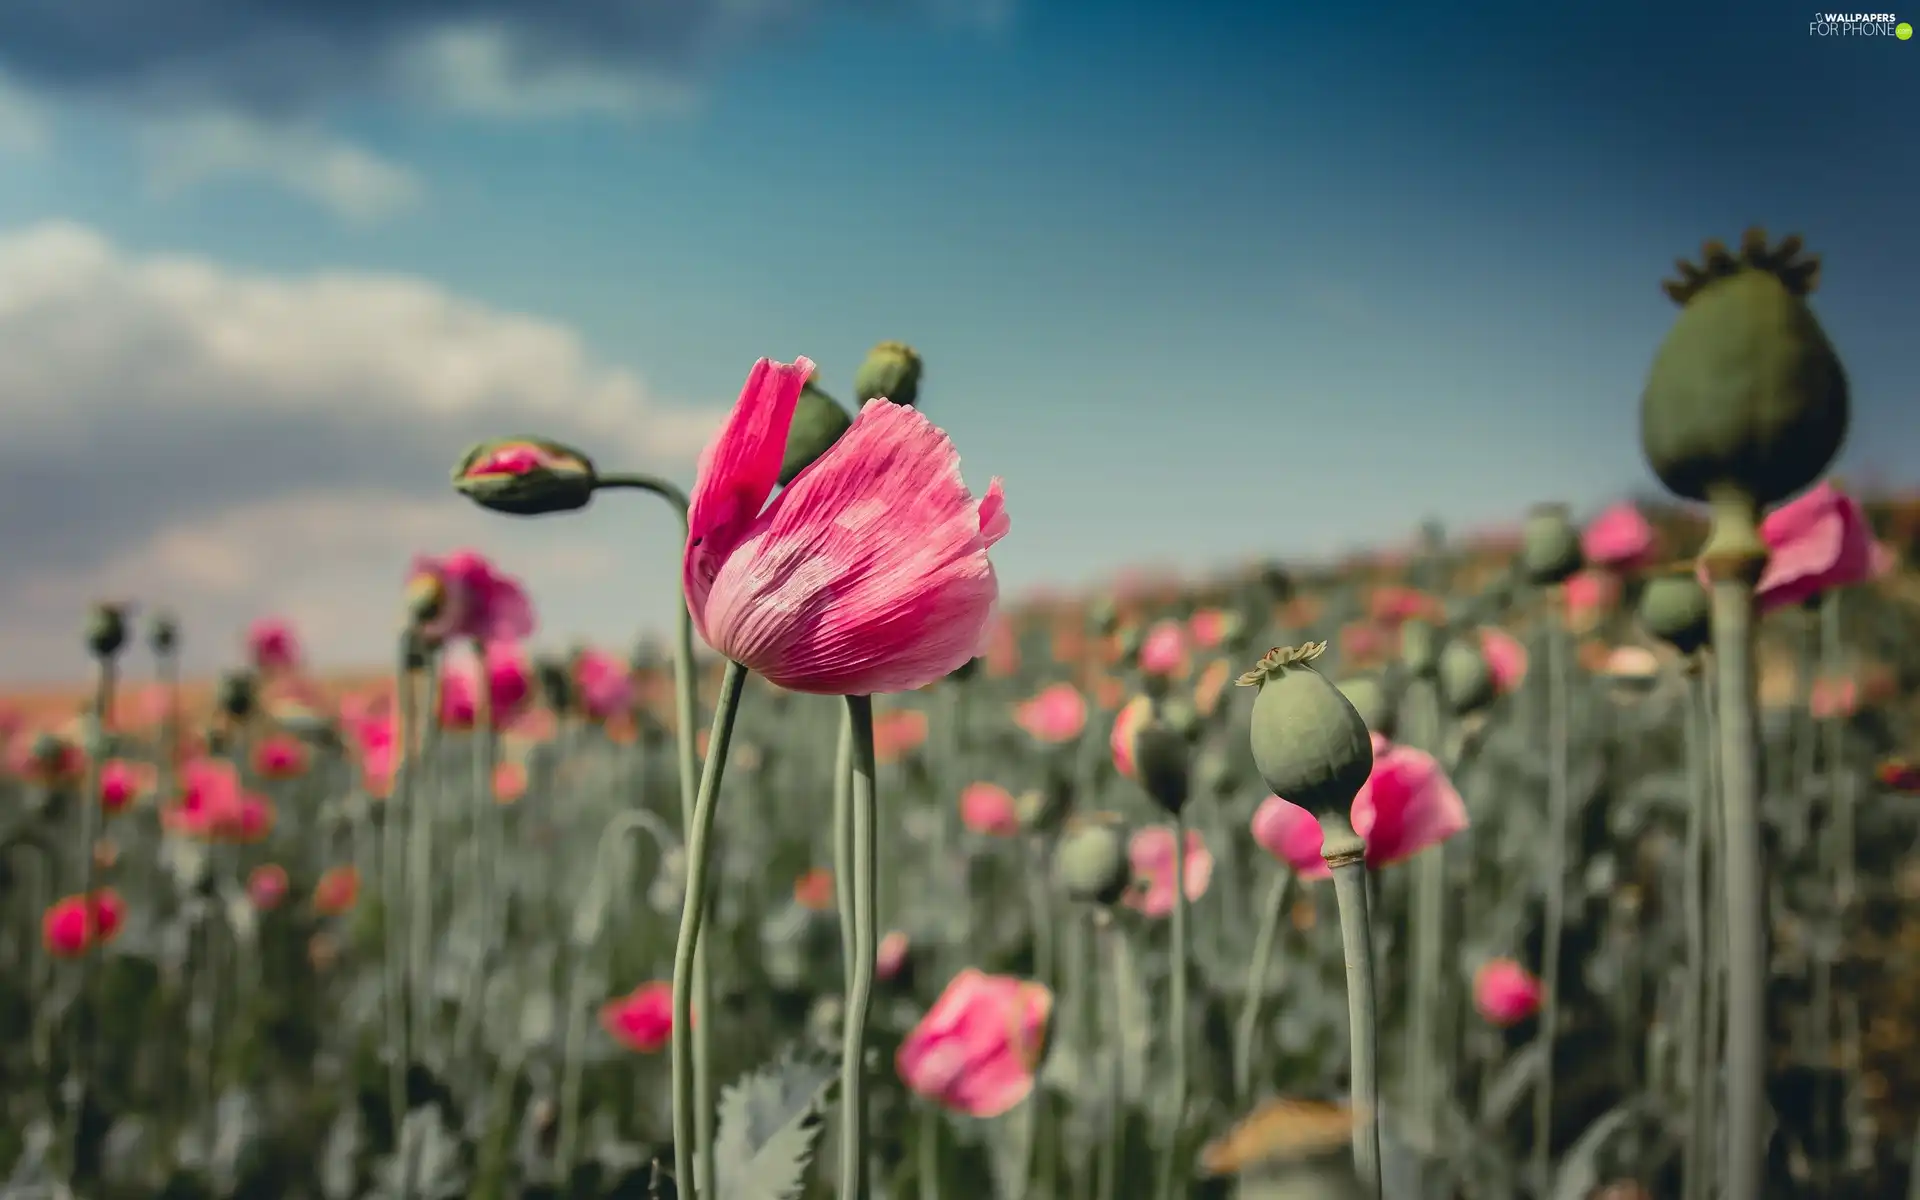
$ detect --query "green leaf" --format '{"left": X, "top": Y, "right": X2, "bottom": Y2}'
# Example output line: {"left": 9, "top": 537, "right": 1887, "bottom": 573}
{"left": 713, "top": 1048, "right": 837, "bottom": 1200}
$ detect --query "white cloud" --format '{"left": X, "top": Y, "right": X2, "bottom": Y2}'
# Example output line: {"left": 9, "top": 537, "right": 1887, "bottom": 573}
{"left": 138, "top": 113, "right": 424, "bottom": 223}
{"left": 0, "top": 221, "right": 726, "bottom": 680}
{"left": 399, "top": 23, "right": 700, "bottom": 120}
{"left": 0, "top": 72, "right": 43, "bottom": 153}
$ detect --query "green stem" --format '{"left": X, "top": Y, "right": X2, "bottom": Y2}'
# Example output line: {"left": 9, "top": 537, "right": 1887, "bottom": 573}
{"left": 384, "top": 637, "right": 416, "bottom": 1183}
{"left": 1702, "top": 669, "right": 1727, "bottom": 1199}
{"left": 834, "top": 711, "right": 855, "bottom": 998}
{"left": 65, "top": 656, "right": 115, "bottom": 1184}
{"left": 1096, "top": 912, "right": 1122, "bottom": 1200}
{"left": 1020, "top": 837, "right": 1057, "bottom": 1199}
{"left": 1324, "top": 820, "right": 1381, "bottom": 1197}
{"left": 671, "top": 659, "right": 749, "bottom": 1199}
{"left": 1681, "top": 665, "right": 1712, "bottom": 1200}
{"left": 1407, "top": 677, "right": 1447, "bottom": 1151}
{"left": 1234, "top": 871, "right": 1291, "bottom": 1102}
{"left": 919, "top": 1102, "right": 941, "bottom": 1200}
{"left": 1532, "top": 603, "right": 1570, "bottom": 1190}
{"left": 838, "top": 695, "right": 879, "bottom": 1200}
{"left": 1154, "top": 813, "right": 1191, "bottom": 1200}
{"left": 408, "top": 657, "right": 442, "bottom": 1064}
{"left": 1816, "top": 590, "right": 1851, "bottom": 1192}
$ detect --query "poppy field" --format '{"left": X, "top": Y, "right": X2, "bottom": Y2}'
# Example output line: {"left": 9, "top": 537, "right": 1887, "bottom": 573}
{"left": 3, "top": 234, "right": 1920, "bottom": 1200}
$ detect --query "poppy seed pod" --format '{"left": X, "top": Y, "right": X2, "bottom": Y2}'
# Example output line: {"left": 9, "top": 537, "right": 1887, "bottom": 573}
{"left": 853, "top": 340, "right": 923, "bottom": 408}
{"left": 85, "top": 603, "right": 129, "bottom": 660}
{"left": 1159, "top": 698, "right": 1202, "bottom": 741}
{"left": 217, "top": 670, "right": 257, "bottom": 721}
{"left": 1438, "top": 641, "right": 1496, "bottom": 717}
{"left": 1521, "top": 504, "right": 1584, "bottom": 586}
{"left": 1398, "top": 619, "right": 1439, "bottom": 678}
{"left": 1054, "top": 819, "right": 1131, "bottom": 905}
{"left": 1637, "top": 574, "right": 1713, "bottom": 656}
{"left": 1242, "top": 643, "right": 1374, "bottom": 820}
{"left": 537, "top": 657, "right": 573, "bottom": 713}
{"left": 778, "top": 380, "right": 855, "bottom": 486}
{"left": 452, "top": 436, "right": 596, "bottom": 516}
{"left": 1132, "top": 718, "right": 1191, "bottom": 814}
{"left": 1016, "top": 768, "right": 1076, "bottom": 834}
{"left": 148, "top": 612, "right": 178, "bottom": 656}
{"left": 1335, "top": 675, "right": 1395, "bottom": 739}
{"left": 1640, "top": 230, "right": 1848, "bottom": 508}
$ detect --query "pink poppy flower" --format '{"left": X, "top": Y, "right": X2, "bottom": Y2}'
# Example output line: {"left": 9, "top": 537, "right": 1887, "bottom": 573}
{"left": 1367, "top": 586, "right": 1442, "bottom": 625}
{"left": 88, "top": 889, "right": 126, "bottom": 945}
{"left": 1014, "top": 683, "right": 1087, "bottom": 744}
{"left": 1581, "top": 503, "right": 1658, "bottom": 570}
{"left": 1110, "top": 694, "right": 1151, "bottom": 778}
{"left": 984, "top": 618, "right": 1020, "bottom": 678}
{"left": 874, "top": 708, "right": 930, "bottom": 764}
{"left": 1138, "top": 619, "right": 1188, "bottom": 677}
{"left": 313, "top": 866, "right": 360, "bottom": 916}
{"left": 1188, "top": 608, "right": 1231, "bottom": 649}
{"left": 249, "top": 864, "right": 290, "bottom": 910}
{"left": 252, "top": 733, "right": 310, "bottom": 781}
{"left": 1250, "top": 741, "right": 1468, "bottom": 877}
{"left": 438, "top": 665, "right": 477, "bottom": 730}
{"left": 1125, "top": 826, "right": 1212, "bottom": 918}
{"left": 485, "top": 640, "right": 534, "bottom": 724}
{"left": 683, "top": 357, "right": 1008, "bottom": 695}
{"left": 98, "top": 759, "right": 154, "bottom": 815}
{"left": 601, "top": 980, "right": 679, "bottom": 1052}
{"left": 876, "top": 930, "right": 911, "bottom": 981}
{"left": 1477, "top": 627, "right": 1529, "bottom": 695}
{"left": 43, "top": 896, "right": 91, "bottom": 957}
{"left": 407, "top": 550, "right": 536, "bottom": 646}
{"left": 793, "top": 868, "right": 835, "bottom": 911}
{"left": 960, "top": 782, "right": 1021, "bottom": 837}
{"left": 245, "top": 617, "right": 303, "bottom": 674}
{"left": 1751, "top": 481, "right": 1889, "bottom": 612}
{"left": 1339, "top": 621, "right": 1390, "bottom": 665}
{"left": 573, "top": 648, "right": 635, "bottom": 723}
{"left": 897, "top": 969, "right": 1053, "bottom": 1118}
{"left": 1809, "top": 676, "right": 1859, "bottom": 721}
{"left": 1474, "top": 959, "right": 1544, "bottom": 1026}
{"left": 164, "top": 759, "right": 275, "bottom": 843}
{"left": 1563, "top": 570, "right": 1620, "bottom": 629}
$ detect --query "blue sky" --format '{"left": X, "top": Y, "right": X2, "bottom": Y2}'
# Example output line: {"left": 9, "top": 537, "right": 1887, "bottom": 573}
{"left": 0, "top": 0, "right": 1912, "bottom": 678}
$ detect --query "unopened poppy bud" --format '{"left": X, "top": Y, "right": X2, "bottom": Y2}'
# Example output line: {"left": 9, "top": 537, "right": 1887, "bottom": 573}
{"left": 1241, "top": 643, "right": 1373, "bottom": 820}
{"left": 217, "top": 670, "right": 257, "bottom": 720}
{"left": 85, "top": 602, "right": 129, "bottom": 660}
{"left": 1257, "top": 563, "right": 1293, "bottom": 602}
{"left": 778, "top": 380, "right": 854, "bottom": 486}
{"left": 853, "top": 340, "right": 923, "bottom": 408}
{"left": 1054, "top": 817, "right": 1130, "bottom": 905}
{"left": 1438, "top": 641, "right": 1496, "bottom": 716}
{"left": 1015, "top": 770, "right": 1074, "bottom": 834}
{"left": 1521, "top": 504, "right": 1584, "bottom": 586}
{"left": 1637, "top": 574, "right": 1713, "bottom": 656}
{"left": 1398, "top": 618, "right": 1439, "bottom": 677}
{"left": 452, "top": 436, "right": 596, "bottom": 516}
{"left": 148, "top": 612, "right": 178, "bottom": 656}
{"left": 1335, "top": 675, "right": 1395, "bottom": 738}
{"left": 1131, "top": 718, "right": 1191, "bottom": 815}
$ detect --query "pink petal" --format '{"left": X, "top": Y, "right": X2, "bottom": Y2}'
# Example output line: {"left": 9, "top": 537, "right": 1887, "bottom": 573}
{"left": 1350, "top": 744, "right": 1469, "bottom": 867}
{"left": 1250, "top": 795, "right": 1333, "bottom": 880}
{"left": 979, "top": 479, "right": 1011, "bottom": 545}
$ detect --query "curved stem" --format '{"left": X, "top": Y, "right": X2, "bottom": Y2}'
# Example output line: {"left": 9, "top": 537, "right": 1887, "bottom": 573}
{"left": 671, "top": 660, "right": 749, "bottom": 1199}
{"left": 1324, "top": 820, "right": 1381, "bottom": 1197}
{"left": 1531, "top": 602, "right": 1570, "bottom": 1190}
{"left": 1234, "top": 871, "right": 1291, "bottom": 1102}
{"left": 1154, "top": 813, "right": 1190, "bottom": 1200}
{"left": 838, "top": 695, "right": 879, "bottom": 1200}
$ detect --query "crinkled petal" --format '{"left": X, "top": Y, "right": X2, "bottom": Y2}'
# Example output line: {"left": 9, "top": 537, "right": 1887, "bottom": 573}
{"left": 1351, "top": 745, "right": 1468, "bottom": 867}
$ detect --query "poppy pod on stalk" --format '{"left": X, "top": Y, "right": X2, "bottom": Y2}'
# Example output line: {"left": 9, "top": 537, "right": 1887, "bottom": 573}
{"left": 1637, "top": 573, "right": 1713, "bottom": 656}
{"left": 85, "top": 602, "right": 130, "bottom": 660}
{"left": 853, "top": 340, "right": 923, "bottom": 408}
{"left": 452, "top": 436, "right": 596, "bottom": 516}
{"left": 1521, "top": 504, "right": 1584, "bottom": 587}
{"left": 777, "top": 378, "right": 855, "bottom": 486}
{"left": 1398, "top": 618, "right": 1439, "bottom": 678}
{"left": 1438, "top": 640, "right": 1496, "bottom": 717}
{"left": 1131, "top": 716, "right": 1191, "bottom": 815}
{"left": 1055, "top": 814, "right": 1132, "bottom": 904}
{"left": 1335, "top": 675, "right": 1395, "bottom": 739}
{"left": 1242, "top": 643, "right": 1374, "bottom": 820}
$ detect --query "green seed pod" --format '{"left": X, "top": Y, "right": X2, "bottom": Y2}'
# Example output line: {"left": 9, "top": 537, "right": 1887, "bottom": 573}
{"left": 217, "top": 670, "right": 257, "bottom": 721}
{"left": 147, "top": 612, "right": 178, "bottom": 656}
{"left": 1640, "top": 230, "right": 1848, "bottom": 507}
{"left": 1335, "top": 675, "right": 1395, "bottom": 739}
{"left": 853, "top": 340, "right": 923, "bottom": 408}
{"left": 1054, "top": 817, "right": 1131, "bottom": 905}
{"left": 1521, "top": 504, "right": 1583, "bottom": 586}
{"left": 1438, "top": 641, "right": 1495, "bottom": 717}
{"left": 1015, "top": 769, "right": 1075, "bottom": 835}
{"left": 779, "top": 380, "right": 855, "bottom": 486}
{"left": 452, "top": 436, "right": 596, "bottom": 516}
{"left": 1132, "top": 718, "right": 1191, "bottom": 814}
{"left": 1398, "top": 619, "right": 1439, "bottom": 678}
{"left": 85, "top": 603, "right": 129, "bottom": 660}
{"left": 402, "top": 628, "right": 432, "bottom": 672}
{"left": 1158, "top": 698, "right": 1201, "bottom": 742}
{"left": 1243, "top": 643, "right": 1373, "bottom": 819}
{"left": 1637, "top": 573, "right": 1713, "bottom": 656}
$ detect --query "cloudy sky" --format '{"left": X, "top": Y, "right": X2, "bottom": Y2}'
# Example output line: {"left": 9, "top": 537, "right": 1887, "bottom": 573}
{"left": 0, "top": 0, "right": 1914, "bottom": 682}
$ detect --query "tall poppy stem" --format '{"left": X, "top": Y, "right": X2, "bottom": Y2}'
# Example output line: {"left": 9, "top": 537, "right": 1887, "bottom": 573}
{"left": 837, "top": 695, "right": 879, "bottom": 1200}
{"left": 1154, "top": 812, "right": 1191, "bottom": 1200}
{"left": 1680, "top": 660, "right": 1713, "bottom": 1200}
{"left": 1234, "top": 871, "right": 1291, "bottom": 1102}
{"left": 383, "top": 635, "right": 417, "bottom": 1192}
{"left": 671, "top": 660, "right": 749, "bottom": 1199}
{"left": 1324, "top": 821, "right": 1381, "bottom": 1197}
{"left": 833, "top": 711, "right": 855, "bottom": 998}
{"left": 1532, "top": 600, "right": 1571, "bottom": 1189}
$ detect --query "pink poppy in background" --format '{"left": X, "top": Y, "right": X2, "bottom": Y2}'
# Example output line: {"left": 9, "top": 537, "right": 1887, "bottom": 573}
{"left": 1193, "top": 658, "right": 1233, "bottom": 717}
{"left": 249, "top": 864, "right": 290, "bottom": 910}
{"left": 1562, "top": 570, "right": 1620, "bottom": 628}
{"left": 1751, "top": 481, "right": 1889, "bottom": 612}
{"left": 960, "top": 782, "right": 1022, "bottom": 837}
{"left": 492, "top": 759, "right": 529, "bottom": 803}
{"left": 984, "top": 618, "right": 1020, "bottom": 678}
{"left": 1474, "top": 959, "right": 1545, "bottom": 1026}
{"left": 897, "top": 969, "right": 1053, "bottom": 1118}
{"left": 1809, "top": 676, "right": 1860, "bottom": 721}
{"left": 874, "top": 708, "right": 931, "bottom": 764}
{"left": 1014, "top": 683, "right": 1087, "bottom": 743}
{"left": 346, "top": 710, "right": 398, "bottom": 798}
{"left": 1581, "top": 503, "right": 1658, "bottom": 570}
{"left": 1110, "top": 694, "right": 1151, "bottom": 778}
{"left": 1188, "top": 608, "right": 1231, "bottom": 649}
{"left": 407, "top": 550, "right": 536, "bottom": 645}
{"left": 438, "top": 664, "right": 478, "bottom": 730}
{"left": 1138, "top": 619, "right": 1189, "bottom": 677}
{"left": 573, "top": 648, "right": 635, "bottom": 723}
{"left": 88, "top": 889, "right": 126, "bottom": 945}
{"left": 601, "top": 981, "right": 678, "bottom": 1053}
{"left": 683, "top": 357, "right": 1008, "bottom": 695}
{"left": 1367, "top": 586, "right": 1442, "bottom": 625}
{"left": 98, "top": 759, "right": 154, "bottom": 815}
{"left": 313, "top": 865, "right": 360, "bottom": 916}
{"left": 246, "top": 617, "right": 303, "bottom": 674}
{"left": 1338, "top": 621, "right": 1389, "bottom": 665}
{"left": 7, "top": 730, "right": 86, "bottom": 787}
{"left": 252, "top": 733, "right": 311, "bottom": 781}
{"left": 1125, "top": 826, "right": 1213, "bottom": 917}
{"left": 1478, "top": 627, "right": 1529, "bottom": 695}
{"left": 43, "top": 896, "right": 90, "bottom": 958}
{"left": 485, "top": 640, "right": 534, "bottom": 725}
{"left": 164, "top": 759, "right": 275, "bottom": 843}
{"left": 794, "top": 868, "right": 835, "bottom": 911}
{"left": 876, "top": 931, "right": 911, "bottom": 981}
{"left": 1250, "top": 741, "right": 1468, "bottom": 877}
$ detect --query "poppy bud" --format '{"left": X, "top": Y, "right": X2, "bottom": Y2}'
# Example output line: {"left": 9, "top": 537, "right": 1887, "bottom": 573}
{"left": 1637, "top": 573, "right": 1713, "bottom": 656}
{"left": 853, "top": 340, "right": 923, "bottom": 408}
{"left": 778, "top": 380, "right": 855, "bottom": 486}
{"left": 86, "top": 602, "right": 129, "bottom": 660}
{"left": 1335, "top": 675, "right": 1395, "bottom": 739}
{"left": 1054, "top": 817, "right": 1131, "bottom": 905}
{"left": 1131, "top": 718, "right": 1191, "bottom": 815}
{"left": 452, "top": 437, "right": 596, "bottom": 516}
{"left": 1438, "top": 641, "right": 1496, "bottom": 717}
{"left": 147, "top": 612, "right": 178, "bottom": 657}
{"left": 1521, "top": 504, "right": 1584, "bottom": 586}
{"left": 1398, "top": 618, "right": 1439, "bottom": 677}
{"left": 1015, "top": 769, "right": 1075, "bottom": 834}
{"left": 217, "top": 671, "right": 256, "bottom": 721}
{"left": 1242, "top": 643, "right": 1373, "bottom": 820}
{"left": 1257, "top": 563, "right": 1293, "bottom": 602}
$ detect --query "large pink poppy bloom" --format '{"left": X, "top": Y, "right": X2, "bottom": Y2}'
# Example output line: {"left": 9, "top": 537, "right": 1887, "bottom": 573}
{"left": 407, "top": 550, "right": 536, "bottom": 645}
{"left": 684, "top": 358, "right": 1008, "bottom": 695}
{"left": 897, "top": 969, "right": 1052, "bottom": 1118}
{"left": 574, "top": 648, "right": 635, "bottom": 723}
{"left": 1249, "top": 740, "right": 1468, "bottom": 878}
